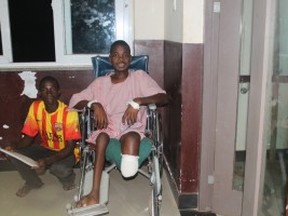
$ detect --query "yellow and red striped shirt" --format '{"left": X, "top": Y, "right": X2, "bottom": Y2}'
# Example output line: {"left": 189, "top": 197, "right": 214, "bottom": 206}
{"left": 22, "top": 100, "right": 81, "bottom": 151}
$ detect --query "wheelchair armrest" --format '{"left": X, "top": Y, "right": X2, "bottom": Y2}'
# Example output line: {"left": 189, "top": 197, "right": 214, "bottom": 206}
{"left": 148, "top": 104, "right": 157, "bottom": 110}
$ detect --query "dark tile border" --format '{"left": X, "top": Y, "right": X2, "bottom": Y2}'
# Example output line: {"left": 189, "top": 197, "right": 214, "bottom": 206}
{"left": 180, "top": 210, "right": 216, "bottom": 216}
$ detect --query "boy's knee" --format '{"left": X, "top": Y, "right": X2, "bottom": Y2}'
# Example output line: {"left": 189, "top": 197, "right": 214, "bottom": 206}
{"left": 96, "top": 132, "right": 109, "bottom": 150}
{"left": 120, "top": 154, "right": 139, "bottom": 178}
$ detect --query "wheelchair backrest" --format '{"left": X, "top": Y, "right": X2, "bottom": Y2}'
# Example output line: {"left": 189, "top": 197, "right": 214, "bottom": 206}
{"left": 91, "top": 55, "right": 149, "bottom": 77}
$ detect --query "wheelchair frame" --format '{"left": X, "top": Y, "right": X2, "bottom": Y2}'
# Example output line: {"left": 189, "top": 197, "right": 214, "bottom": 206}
{"left": 67, "top": 54, "right": 164, "bottom": 215}
{"left": 67, "top": 104, "right": 164, "bottom": 216}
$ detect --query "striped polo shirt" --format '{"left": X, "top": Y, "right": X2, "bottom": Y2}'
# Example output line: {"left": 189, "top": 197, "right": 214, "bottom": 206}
{"left": 22, "top": 100, "right": 81, "bottom": 151}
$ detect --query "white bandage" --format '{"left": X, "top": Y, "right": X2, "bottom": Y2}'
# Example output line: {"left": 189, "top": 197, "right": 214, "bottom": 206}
{"left": 127, "top": 101, "right": 140, "bottom": 110}
{"left": 120, "top": 154, "right": 139, "bottom": 178}
{"left": 87, "top": 100, "right": 98, "bottom": 108}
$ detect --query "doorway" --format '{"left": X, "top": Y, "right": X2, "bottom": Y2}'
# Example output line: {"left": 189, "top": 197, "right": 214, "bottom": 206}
{"left": 201, "top": 0, "right": 278, "bottom": 215}
{"left": 259, "top": 0, "right": 288, "bottom": 215}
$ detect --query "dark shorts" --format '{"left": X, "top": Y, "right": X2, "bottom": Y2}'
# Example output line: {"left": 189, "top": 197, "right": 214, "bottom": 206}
{"left": 105, "top": 137, "right": 152, "bottom": 168}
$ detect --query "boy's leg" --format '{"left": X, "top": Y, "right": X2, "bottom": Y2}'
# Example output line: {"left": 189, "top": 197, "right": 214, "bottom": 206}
{"left": 49, "top": 154, "right": 76, "bottom": 190}
{"left": 76, "top": 132, "right": 109, "bottom": 207}
{"left": 106, "top": 137, "right": 152, "bottom": 168}
{"left": 9, "top": 145, "right": 48, "bottom": 197}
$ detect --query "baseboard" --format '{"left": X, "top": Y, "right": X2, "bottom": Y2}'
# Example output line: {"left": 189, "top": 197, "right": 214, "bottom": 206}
{"left": 163, "top": 156, "right": 198, "bottom": 209}
{"left": 180, "top": 210, "right": 216, "bottom": 216}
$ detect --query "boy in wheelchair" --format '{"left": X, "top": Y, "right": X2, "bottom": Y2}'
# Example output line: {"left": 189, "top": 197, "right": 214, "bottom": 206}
{"left": 69, "top": 40, "right": 169, "bottom": 208}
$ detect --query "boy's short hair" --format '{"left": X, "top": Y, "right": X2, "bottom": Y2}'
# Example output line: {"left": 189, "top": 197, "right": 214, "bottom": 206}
{"left": 110, "top": 40, "right": 130, "bottom": 54}
{"left": 39, "top": 76, "right": 60, "bottom": 90}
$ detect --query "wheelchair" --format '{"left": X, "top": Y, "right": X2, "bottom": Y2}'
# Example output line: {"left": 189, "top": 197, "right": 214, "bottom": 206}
{"left": 66, "top": 55, "right": 164, "bottom": 216}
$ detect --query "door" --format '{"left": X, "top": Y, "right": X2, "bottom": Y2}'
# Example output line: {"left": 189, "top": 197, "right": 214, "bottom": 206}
{"left": 201, "top": 0, "right": 267, "bottom": 215}
{"left": 212, "top": 0, "right": 245, "bottom": 215}
{"left": 243, "top": 0, "right": 288, "bottom": 216}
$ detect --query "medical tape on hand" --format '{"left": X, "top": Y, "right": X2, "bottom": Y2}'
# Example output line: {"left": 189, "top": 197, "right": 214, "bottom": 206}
{"left": 127, "top": 101, "right": 140, "bottom": 110}
{"left": 87, "top": 100, "right": 98, "bottom": 108}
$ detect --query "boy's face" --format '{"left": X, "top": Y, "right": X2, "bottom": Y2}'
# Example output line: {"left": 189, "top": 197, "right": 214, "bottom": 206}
{"left": 38, "top": 80, "right": 60, "bottom": 106}
{"left": 109, "top": 45, "right": 131, "bottom": 72}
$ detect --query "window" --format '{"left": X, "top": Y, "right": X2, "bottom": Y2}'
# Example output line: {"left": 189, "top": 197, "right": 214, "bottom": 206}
{"left": 0, "top": 0, "right": 133, "bottom": 65}
{"left": 66, "top": 0, "right": 116, "bottom": 54}
{"left": 0, "top": 28, "right": 2, "bottom": 55}
{"left": 0, "top": 0, "right": 12, "bottom": 64}
{"left": 8, "top": 0, "right": 55, "bottom": 62}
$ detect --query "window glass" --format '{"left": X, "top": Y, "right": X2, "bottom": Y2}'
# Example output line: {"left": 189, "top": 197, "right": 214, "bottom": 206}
{"left": 8, "top": 0, "right": 55, "bottom": 62}
{"left": 67, "top": 0, "right": 116, "bottom": 54}
{"left": 261, "top": 0, "right": 288, "bottom": 215}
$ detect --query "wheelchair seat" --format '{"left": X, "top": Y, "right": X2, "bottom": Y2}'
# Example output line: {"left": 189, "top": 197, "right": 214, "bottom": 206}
{"left": 67, "top": 54, "right": 163, "bottom": 216}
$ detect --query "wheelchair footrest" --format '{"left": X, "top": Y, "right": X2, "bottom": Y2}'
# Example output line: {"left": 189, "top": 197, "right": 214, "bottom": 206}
{"left": 67, "top": 203, "right": 108, "bottom": 216}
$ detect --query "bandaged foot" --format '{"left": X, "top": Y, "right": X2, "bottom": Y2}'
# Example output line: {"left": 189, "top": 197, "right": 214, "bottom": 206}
{"left": 120, "top": 154, "right": 139, "bottom": 178}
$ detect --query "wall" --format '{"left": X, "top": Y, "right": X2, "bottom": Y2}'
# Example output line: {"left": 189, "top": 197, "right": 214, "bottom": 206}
{"left": 134, "top": 0, "right": 164, "bottom": 40}
{"left": 135, "top": 0, "right": 204, "bottom": 209}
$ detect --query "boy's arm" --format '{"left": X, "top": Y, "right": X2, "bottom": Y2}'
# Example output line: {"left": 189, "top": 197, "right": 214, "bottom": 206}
{"left": 71, "top": 100, "right": 89, "bottom": 110}
{"left": 123, "top": 93, "right": 170, "bottom": 126}
{"left": 5, "top": 135, "right": 34, "bottom": 151}
{"left": 133, "top": 93, "right": 170, "bottom": 107}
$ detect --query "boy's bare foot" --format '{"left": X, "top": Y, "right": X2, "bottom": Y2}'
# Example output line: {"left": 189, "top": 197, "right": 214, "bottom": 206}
{"left": 76, "top": 194, "right": 99, "bottom": 208}
{"left": 16, "top": 183, "right": 43, "bottom": 197}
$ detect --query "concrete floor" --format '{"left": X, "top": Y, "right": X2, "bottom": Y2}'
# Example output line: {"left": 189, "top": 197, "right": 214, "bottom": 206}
{"left": 0, "top": 168, "right": 180, "bottom": 216}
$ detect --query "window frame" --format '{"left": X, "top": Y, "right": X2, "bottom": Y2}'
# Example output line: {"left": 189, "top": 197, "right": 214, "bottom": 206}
{"left": 0, "top": 0, "right": 12, "bottom": 64}
{"left": 0, "top": 0, "right": 134, "bottom": 67}
{"left": 52, "top": 0, "right": 134, "bottom": 65}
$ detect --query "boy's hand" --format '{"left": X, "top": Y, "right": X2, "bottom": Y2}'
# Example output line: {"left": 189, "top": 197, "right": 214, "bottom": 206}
{"left": 92, "top": 103, "right": 108, "bottom": 129}
{"left": 34, "top": 159, "right": 46, "bottom": 175}
{"left": 4, "top": 146, "right": 14, "bottom": 151}
{"left": 122, "top": 105, "right": 139, "bottom": 126}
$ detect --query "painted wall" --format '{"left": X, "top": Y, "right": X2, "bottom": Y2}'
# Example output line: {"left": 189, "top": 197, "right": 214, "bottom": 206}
{"left": 183, "top": 0, "right": 204, "bottom": 43}
{"left": 135, "top": 0, "right": 204, "bottom": 43}
{"left": 164, "top": 0, "right": 184, "bottom": 43}
{"left": 134, "top": 0, "right": 164, "bottom": 40}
